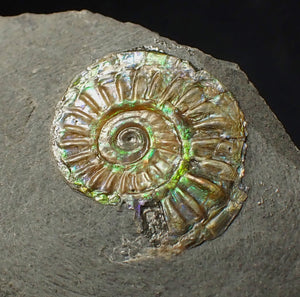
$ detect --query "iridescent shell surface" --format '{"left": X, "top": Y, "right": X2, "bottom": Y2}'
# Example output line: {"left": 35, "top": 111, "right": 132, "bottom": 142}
{"left": 51, "top": 50, "right": 247, "bottom": 257}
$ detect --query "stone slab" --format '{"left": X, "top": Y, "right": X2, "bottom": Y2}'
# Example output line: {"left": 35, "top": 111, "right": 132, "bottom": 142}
{"left": 0, "top": 10, "right": 299, "bottom": 297}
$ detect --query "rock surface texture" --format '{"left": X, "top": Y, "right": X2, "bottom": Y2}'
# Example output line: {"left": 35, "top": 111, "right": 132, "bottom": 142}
{"left": 0, "top": 11, "right": 299, "bottom": 297}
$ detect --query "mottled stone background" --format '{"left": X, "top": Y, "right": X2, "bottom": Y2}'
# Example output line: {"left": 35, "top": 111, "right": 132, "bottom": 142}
{"left": 0, "top": 11, "right": 299, "bottom": 297}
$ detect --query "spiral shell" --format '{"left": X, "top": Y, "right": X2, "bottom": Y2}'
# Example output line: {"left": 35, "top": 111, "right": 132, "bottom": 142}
{"left": 52, "top": 50, "right": 247, "bottom": 256}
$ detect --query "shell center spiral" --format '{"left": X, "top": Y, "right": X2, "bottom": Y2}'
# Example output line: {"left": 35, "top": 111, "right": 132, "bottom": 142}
{"left": 116, "top": 127, "right": 145, "bottom": 151}
{"left": 95, "top": 106, "right": 184, "bottom": 193}
{"left": 98, "top": 111, "right": 151, "bottom": 165}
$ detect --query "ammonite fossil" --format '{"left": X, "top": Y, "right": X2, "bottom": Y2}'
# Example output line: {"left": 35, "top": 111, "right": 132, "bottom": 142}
{"left": 51, "top": 50, "right": 247, "bottom": 259}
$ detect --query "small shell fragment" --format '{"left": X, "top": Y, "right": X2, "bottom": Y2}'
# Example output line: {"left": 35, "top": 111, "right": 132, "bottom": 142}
{"left": 51, "top": 50, "right": 247, "bottom": 258}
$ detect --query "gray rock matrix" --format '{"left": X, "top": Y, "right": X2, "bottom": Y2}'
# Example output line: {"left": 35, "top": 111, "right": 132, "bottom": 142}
{"left": 0, "top": 10, "right": 299, "bottom": 297}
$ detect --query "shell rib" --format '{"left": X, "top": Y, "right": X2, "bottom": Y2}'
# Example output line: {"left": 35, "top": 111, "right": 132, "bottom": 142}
{"left": 51, "top": 50, "right": 247, "bottom": 257}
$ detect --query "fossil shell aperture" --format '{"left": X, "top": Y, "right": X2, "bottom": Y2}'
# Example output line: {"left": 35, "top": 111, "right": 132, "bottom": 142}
{"left": 51, "top": 50, "right": 247, "bottom": 257}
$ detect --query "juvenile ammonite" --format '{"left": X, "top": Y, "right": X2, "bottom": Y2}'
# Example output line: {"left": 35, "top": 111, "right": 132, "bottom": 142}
{"left": 51, "top": 50, "right": 247, "bottom": 258}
